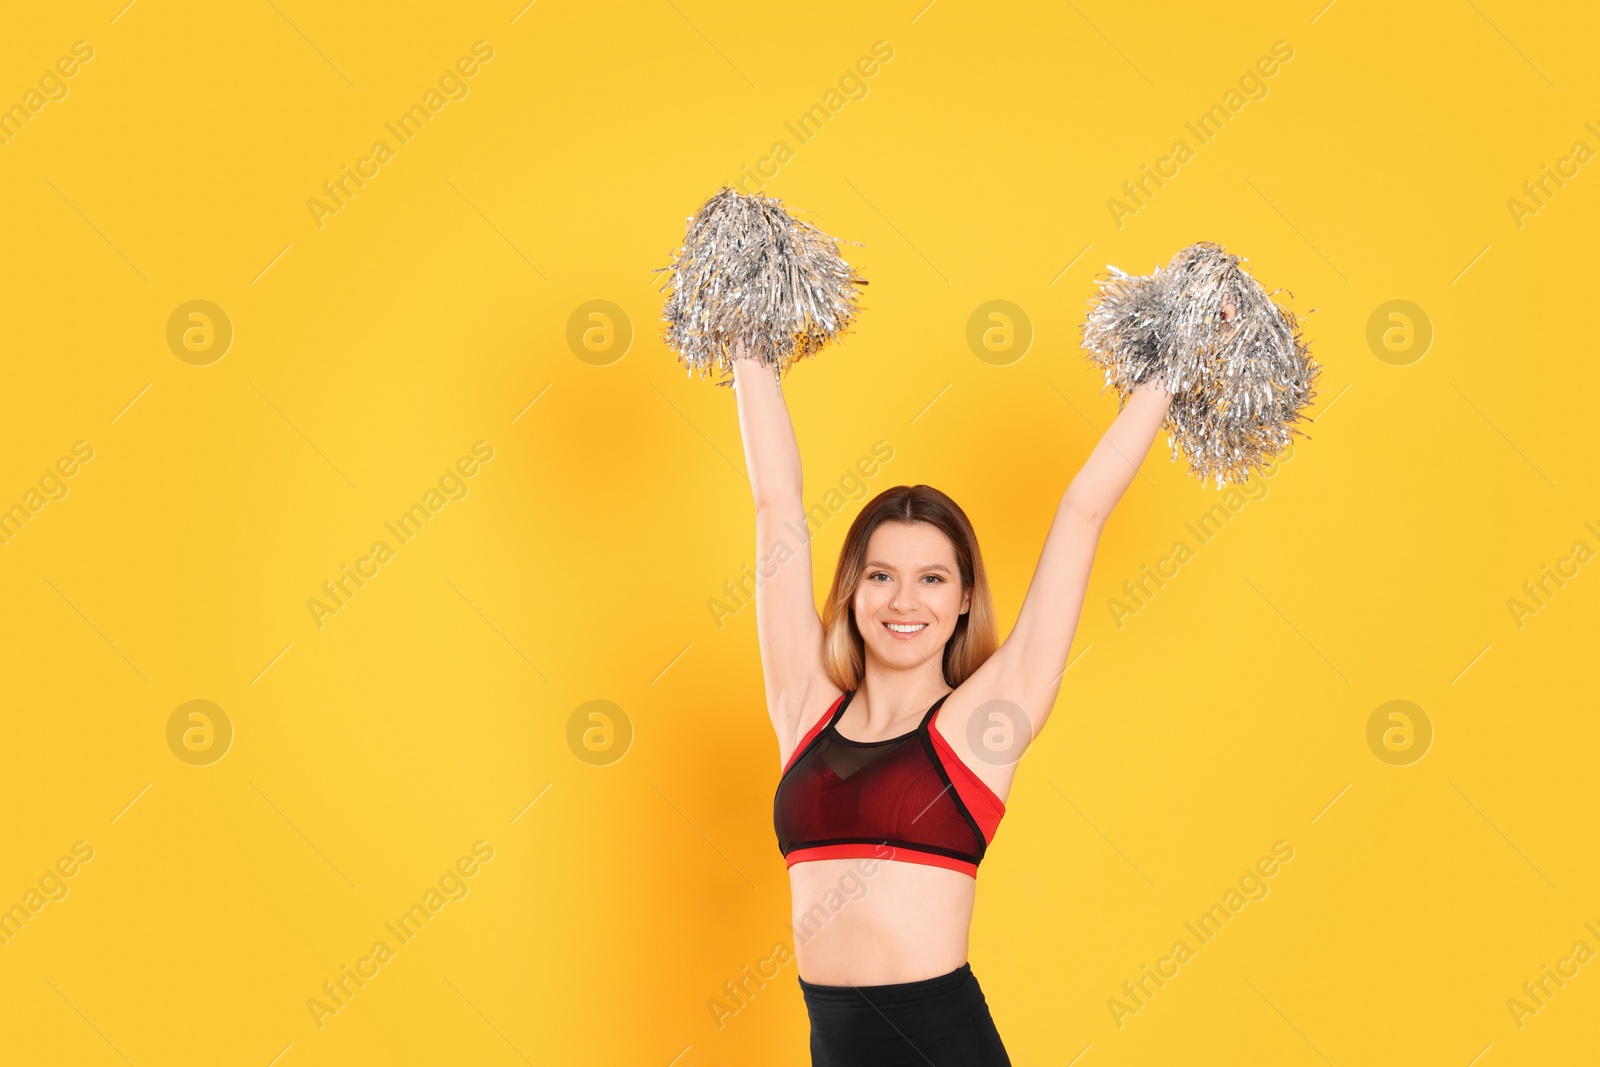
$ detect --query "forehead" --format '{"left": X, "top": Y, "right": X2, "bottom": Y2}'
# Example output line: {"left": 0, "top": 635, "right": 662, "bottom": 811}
{"left": 864, "top": 521, "right": 955, "bottom": 564}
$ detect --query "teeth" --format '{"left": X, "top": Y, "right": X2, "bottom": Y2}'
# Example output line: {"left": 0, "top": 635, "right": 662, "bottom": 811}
{"left": 886, "top": 623, "right": 926, "bottom": 633}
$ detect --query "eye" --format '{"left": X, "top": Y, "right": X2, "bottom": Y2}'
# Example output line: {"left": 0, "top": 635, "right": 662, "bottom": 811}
{"left": 922, "top": 574, "right": 944, "bottom": 583}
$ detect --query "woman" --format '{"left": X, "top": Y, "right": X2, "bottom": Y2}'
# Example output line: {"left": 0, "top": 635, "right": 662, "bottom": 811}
{"left": 730, "top": 305, "right": 1224, "bottom": 1063}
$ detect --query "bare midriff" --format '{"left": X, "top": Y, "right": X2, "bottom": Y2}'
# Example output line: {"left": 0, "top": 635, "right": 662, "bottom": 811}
{"left": 787, "top": 856, "right": 976, "bottom": 985}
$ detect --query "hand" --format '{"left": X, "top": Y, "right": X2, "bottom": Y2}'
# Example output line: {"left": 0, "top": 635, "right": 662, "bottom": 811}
{"left": 1135, "top": 370, "right": 1173, "bottom": 399}
{"left": 1218, "top": 300, "right": 1240, "bottom": 343}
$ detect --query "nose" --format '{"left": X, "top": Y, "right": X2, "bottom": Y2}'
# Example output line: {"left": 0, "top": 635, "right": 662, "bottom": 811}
{"left": 890, "top": 583, "right": 918, "bottom": 613}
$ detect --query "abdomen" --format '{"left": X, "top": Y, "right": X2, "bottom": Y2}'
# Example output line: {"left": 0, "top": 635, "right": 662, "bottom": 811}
{"left": 786, "top": 858, "right": 976, "bottom": 985}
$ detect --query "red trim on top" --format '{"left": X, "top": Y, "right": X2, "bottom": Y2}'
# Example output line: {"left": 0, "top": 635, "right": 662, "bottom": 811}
{"left": 784, "top": 842, "right": 978, "bottom": 878}
{"left": 928, "top": 711, "right": 1007, "bottom": 844}
{"left": 782, "top": 692, "right": 848, "bottom": 775}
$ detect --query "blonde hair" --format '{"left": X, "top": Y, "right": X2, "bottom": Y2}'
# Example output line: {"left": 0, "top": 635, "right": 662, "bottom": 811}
{"left": 822, "top": 484, "right": 999, "bottom": 691}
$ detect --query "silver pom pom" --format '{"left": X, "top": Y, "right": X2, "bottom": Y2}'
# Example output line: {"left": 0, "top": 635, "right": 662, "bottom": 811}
{"left": 1081, "top": 242, "right": 1321, "bottom": 487}
{"left": 1080, "top": 266, "right": 1171, "bottom": 388}
{"left": 656, "top": 187, "right": 867, "bottom": 386}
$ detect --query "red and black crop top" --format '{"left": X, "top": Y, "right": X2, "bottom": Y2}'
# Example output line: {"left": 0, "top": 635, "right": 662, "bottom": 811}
{"left": 773, "top": 690, "right": 1006, "bottom": 878}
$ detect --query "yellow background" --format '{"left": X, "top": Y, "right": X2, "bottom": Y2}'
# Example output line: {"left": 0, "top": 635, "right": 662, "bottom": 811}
{"left": 2, "top": 1, "right": 1596, "bottom": 1064}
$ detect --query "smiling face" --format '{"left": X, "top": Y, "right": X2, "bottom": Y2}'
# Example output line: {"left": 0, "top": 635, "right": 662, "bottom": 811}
{"left": 852, "top": 521, "right": 971, "bottom": 669}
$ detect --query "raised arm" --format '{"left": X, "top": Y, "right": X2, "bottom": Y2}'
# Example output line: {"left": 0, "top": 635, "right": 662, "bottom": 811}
{"left": 729, "top": 345, "right": 830, "bottom": 764}
{"left": 1061, "top": 374, "right": 1175, "bottom": 522}
{"left": 971, "top": 374, "right": 1176, "bottom": 734}
{"left": 983, "top": 300, "right": 1241, "bottom": 730}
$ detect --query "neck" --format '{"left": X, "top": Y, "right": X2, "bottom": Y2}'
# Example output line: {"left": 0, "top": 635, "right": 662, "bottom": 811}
{"left": 855, "top": 656, "right": 952, "bottom": 729}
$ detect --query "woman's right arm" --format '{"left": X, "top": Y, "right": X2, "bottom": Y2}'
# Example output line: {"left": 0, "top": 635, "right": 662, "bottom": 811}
{"left": 730, "top": 345, "right": 830, "bottom": 764}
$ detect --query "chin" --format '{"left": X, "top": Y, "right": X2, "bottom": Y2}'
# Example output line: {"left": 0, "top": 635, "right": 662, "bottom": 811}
{"left": 875, "top": 633, "right": 942, "bottom": 659}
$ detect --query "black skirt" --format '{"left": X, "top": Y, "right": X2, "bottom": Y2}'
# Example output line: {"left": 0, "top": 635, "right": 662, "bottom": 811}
{"left": 798, "top": 961, "right": 1012, "bottom": 1066}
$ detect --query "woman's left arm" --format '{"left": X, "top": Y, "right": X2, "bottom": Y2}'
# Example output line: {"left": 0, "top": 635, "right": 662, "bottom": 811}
{"left": 1062, "top": 374, "right": 1174, "bottom": 523}
{"left": 993, "top": 297, "right": 1238, "bottom": 726}
{"left": 981, "top": 374, "right": 1174, "bottom": 731}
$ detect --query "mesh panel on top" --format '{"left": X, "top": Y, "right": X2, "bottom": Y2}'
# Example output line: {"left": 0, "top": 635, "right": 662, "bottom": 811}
{"left": 774, "top": 692, "right": 986, "bottom": 866}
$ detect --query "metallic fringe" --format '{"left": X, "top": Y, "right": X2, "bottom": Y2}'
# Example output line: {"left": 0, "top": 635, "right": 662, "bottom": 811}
{"left": 1082, "top": 242, "right": 1321, "bottom": 487}
{"left": 657, "top": 187, "right": 867, "bottom": 386}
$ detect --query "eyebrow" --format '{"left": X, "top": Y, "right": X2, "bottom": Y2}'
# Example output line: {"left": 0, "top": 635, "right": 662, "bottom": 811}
{"left": 865, "top": 560, "right": 952, "bottom": 574}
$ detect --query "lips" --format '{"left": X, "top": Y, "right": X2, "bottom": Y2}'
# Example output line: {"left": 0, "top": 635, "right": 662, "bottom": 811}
{"left": 883, "top": 621, "right": 927, "bottom": 639}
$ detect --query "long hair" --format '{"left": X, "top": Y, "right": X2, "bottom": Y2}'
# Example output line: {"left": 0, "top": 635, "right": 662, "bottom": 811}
{"left": 822, "top": 485, "right": 999, "bottom": 691}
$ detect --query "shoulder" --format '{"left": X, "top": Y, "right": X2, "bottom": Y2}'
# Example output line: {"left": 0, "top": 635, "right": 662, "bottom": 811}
{"left": 929, "top": 652, "right": 1052, "bottom": 807}
{"left": 778, "top": 687, "right": 848, "bottom": 773}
